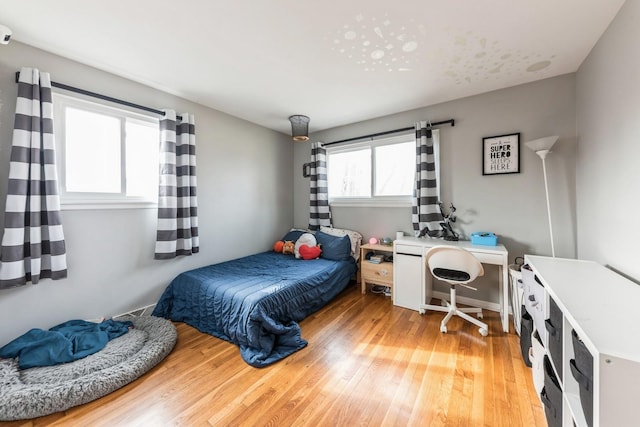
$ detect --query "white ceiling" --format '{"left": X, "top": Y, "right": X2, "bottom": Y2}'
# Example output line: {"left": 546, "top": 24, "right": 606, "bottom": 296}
{"left": 0, "top": 0, "right": 626, "bottom": 135}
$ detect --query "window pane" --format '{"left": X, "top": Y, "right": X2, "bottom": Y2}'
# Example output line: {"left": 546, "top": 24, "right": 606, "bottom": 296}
{"left": 125, "top": 120, "right": 159, "bottom": 199}
{"left": 328, "top": 149, "right": 371, "bottom": 198}
{"left": 375, "top": 142, "right": 415, "bottom": 196}
{"left": 65, "top": 107, "right": 121, "bottom": 193}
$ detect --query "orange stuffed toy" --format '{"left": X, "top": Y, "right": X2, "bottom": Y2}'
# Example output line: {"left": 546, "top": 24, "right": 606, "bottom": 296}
{"left": 273, "top": 240, "right": 284, "bottom": 252}
{"left": 282, "top": 241, "right": 295, "bottom": 255}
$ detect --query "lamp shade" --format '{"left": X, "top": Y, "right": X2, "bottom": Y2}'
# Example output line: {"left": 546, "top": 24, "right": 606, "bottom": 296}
{"left": 289, "top": 115, "right": 310, "bottom": 141}
{"left": 525, "top": 136, "right": 559, "bottom": 153}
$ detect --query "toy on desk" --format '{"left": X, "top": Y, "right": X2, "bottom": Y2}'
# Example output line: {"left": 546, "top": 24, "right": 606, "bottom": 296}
{"left": 416, "top": 202, "right": 459, "bottom": 240}
{"left": 439, "top": 202, "right": 459, "bottom": 241}
{"left": 471, "top": 232, "right": 498, "bottom": 246}
{"left": 418, "top": 227, "right": 442, "bottom": 238}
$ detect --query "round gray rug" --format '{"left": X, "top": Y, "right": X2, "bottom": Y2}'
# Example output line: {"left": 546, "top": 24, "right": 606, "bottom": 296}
{"left": 0, "top": 316, "right": 177, "bottom": 421}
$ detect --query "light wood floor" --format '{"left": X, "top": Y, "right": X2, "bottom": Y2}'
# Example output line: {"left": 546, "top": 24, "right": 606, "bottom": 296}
{"left": 2, "top": 283, "right": 546, "bottom": 427}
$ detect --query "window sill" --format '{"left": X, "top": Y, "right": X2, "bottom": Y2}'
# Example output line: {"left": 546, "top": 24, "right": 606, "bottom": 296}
{"left": 60, "top": 200, "right": 158, "bottom": 211}
{"left": 329, "top": 198, "right": 412, "bottom": 208}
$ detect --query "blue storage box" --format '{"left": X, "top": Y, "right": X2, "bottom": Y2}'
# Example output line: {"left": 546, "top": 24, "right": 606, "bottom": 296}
{"left": 471, "top": 232, "right": 497, "bottom": 246}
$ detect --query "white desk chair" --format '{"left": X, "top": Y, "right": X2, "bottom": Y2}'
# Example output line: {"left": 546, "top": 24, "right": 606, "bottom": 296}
{"left": 420, "top": 246, "right": 489, "bottom": 336}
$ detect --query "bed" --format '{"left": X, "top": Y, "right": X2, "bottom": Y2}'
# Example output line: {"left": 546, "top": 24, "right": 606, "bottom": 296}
{"left": 152, "top": 228, "right": 361, "bottom": 367}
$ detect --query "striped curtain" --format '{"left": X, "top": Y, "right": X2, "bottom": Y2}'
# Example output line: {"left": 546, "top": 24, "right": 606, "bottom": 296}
{"left": 412, "top": 122, "right": 443, "bottom": 236}
{"left": 0, "top": 67, "right": 67, "bottom": 288}
{"left": 308, "top": 141, "right": 332, "bottom": 231}
{"left": 154, "top": 110, "right": 199, "bottom": 259}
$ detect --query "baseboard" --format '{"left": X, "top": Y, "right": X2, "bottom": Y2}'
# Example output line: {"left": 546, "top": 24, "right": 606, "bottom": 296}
{"left": 431, "top": 291, "right": 501, "bottom": 313}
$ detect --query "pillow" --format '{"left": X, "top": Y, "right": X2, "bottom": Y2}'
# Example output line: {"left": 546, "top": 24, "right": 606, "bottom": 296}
{"left": 281, "top": 228, "right": 307, "bottom": 243}
{"left": 299, "top": 244, "right": 322, "bottom": 260}
{"left": 319, "top": 226, "right": 363, "bottom": 261}
{"left": 294, "top": 233, "right": 317, "bottom": 259}
{"left": 316, "top": 231, "right": 351, "bottom": 261}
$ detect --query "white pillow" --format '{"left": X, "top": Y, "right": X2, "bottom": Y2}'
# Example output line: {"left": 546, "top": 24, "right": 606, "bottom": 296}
{"left": 319, "top": 226, "right": 363, "bottom": 261}
{"left": 294, "top": 233, "right": 317, "bottom": 259}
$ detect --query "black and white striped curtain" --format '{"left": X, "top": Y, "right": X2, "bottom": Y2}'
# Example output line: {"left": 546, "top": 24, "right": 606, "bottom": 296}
{"left": 154, "top": 110, "right": 199, "bottom": 259}
{"left": 0, "top": 67, "right": 67, "bottom": 288}
{"left": 412, "top": 121, "right": 443, "bottom": 236}
{"left": 308, "top": 141, "right": 332, "bottom": 231}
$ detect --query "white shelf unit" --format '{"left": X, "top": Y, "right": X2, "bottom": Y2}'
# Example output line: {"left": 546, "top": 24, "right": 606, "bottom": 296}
{"left": 525, "top": 255, "right": 640, "bottom": 427}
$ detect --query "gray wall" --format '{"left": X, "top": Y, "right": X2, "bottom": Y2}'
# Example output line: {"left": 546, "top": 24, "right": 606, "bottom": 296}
{"left": 0, "top": 42, "right": 293, "bottom": 345}
{"left": 11, "top": 4, "right": 636, "bottom": 341}
{"left": 576, "top": 0, "right": 640, "bottom": 282}
{"left": 294, "top": 75, "right": 577, "bottom": 302}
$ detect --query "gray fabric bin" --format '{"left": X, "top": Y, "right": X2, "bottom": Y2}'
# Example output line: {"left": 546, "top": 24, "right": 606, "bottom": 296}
{"left": 520, "top": 309, "right": 533, "bottom": 367}
{"left": 522, "top": 265, "right": 547, "bottom": 343}
{"left": 541, "top": 355, "right": 563, "bottom": 427}
{"left": 571, "top": 329, "right": 593, "bottom": 427}
{"left": 545, "top": 297, "right": 563, "bottom": 379}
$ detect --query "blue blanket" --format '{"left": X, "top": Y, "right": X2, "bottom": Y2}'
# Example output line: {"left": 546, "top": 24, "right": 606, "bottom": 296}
{"left": 0, "top": 319, "right": 133, "bottom": 369}
{"left": 152, "top": 251, "right": 356, "bottom": 367}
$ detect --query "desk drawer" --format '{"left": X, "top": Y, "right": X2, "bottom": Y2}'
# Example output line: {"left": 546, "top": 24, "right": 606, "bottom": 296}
{"left": 361, "top": 262, "right": 393, "bottom": 286}
{"left": 471, "top": 251, "right": 503, "bottom": 265}
{"left": 394, "top": 244, "right": 423, "bottom": 256}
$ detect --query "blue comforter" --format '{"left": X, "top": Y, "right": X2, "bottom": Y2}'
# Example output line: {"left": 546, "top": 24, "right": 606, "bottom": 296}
{"left": 152, "top": 251, "right": 356, "bottom": 367}
{"left": 0, "top": 319, "right": 132, "bottom": 369}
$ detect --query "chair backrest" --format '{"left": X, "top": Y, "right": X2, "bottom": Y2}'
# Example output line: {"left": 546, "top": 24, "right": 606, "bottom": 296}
{"left": 425, "top": 246, "right": 485, "bottom": 285}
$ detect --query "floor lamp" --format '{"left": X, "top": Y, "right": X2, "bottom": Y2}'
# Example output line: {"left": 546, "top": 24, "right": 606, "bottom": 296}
{"left": 525, "top": 136, "right": 559, "bottom": 257}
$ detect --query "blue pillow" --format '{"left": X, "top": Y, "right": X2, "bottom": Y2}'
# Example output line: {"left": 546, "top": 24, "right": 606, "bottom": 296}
{"left": 316, "top": 231, "right": 351, "bottom": 261}
{"left": 281, "top": 229, "right": 306, "bottom": 242}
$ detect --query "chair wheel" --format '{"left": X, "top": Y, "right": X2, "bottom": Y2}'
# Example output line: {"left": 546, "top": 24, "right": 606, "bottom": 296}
{"left": 477, "top": 312, "right": 483, "bottom": 319}
{"left": 479, "top": 328, "right": 488, "bottom": 337}
{"left": 440, "top": 324, "right": 447, "bottom": 333}
{"left": 418, "top": 309, "right": 425, "bottom": 315}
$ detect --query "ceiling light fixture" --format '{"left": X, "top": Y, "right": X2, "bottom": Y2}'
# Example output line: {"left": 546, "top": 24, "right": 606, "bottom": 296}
{"left": 289, "top": 115, "right": 310, "bottom": 142}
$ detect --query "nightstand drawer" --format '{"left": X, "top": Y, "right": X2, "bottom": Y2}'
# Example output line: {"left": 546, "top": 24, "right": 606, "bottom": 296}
{"left": 361, "top": 262, "right": 393, "bottom": 286}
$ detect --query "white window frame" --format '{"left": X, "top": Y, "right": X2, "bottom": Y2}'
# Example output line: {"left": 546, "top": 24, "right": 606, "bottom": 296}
{"left": 53, "top": 92, "right": 160, "bottom": 210}
{"left": 326, "top": 130, "right": 440, "bottom": 208}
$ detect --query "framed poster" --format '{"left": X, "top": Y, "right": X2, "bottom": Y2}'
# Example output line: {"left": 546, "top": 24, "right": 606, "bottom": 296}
{"left": 482, "top": 133, "right": 520, "bottom": 175}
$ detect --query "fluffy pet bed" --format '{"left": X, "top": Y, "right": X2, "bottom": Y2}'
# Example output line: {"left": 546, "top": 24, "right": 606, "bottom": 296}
{"left": 0, "top": 316, "right": 177, "bottom": 421}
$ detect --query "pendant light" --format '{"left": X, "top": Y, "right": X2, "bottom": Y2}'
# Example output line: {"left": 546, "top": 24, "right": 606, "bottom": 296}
{"left": 288, "top": 115, "right": 310, "bottom": 141}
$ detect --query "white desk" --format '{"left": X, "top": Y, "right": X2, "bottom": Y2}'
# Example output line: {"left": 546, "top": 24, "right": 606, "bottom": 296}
{"left": 393, "top": 237, "right": 510, "bottom": 333}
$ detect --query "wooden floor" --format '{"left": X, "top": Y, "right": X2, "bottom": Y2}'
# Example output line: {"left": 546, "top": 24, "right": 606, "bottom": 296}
{"left": 2, "top": 283, "right": 546, "bottom": 427}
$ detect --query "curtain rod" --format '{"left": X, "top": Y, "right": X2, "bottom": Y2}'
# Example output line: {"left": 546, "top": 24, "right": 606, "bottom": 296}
{"left": 14, "top": 71, "right": 181, "bottom": 120}
{"left": 323, "top": 118, "right": 455, "bottom": 146}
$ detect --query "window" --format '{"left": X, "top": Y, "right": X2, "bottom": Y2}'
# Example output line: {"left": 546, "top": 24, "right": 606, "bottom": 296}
{"left": 327, "top": 131, "right": 439, "bottom": 207}
{"left": 53, "top": 93, "right": 160, "bottom": 209}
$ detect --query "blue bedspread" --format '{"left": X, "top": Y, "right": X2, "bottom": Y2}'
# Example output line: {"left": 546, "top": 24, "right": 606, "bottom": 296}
{"left": 152, "top": 251, "right": 356, "bottom": 367}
